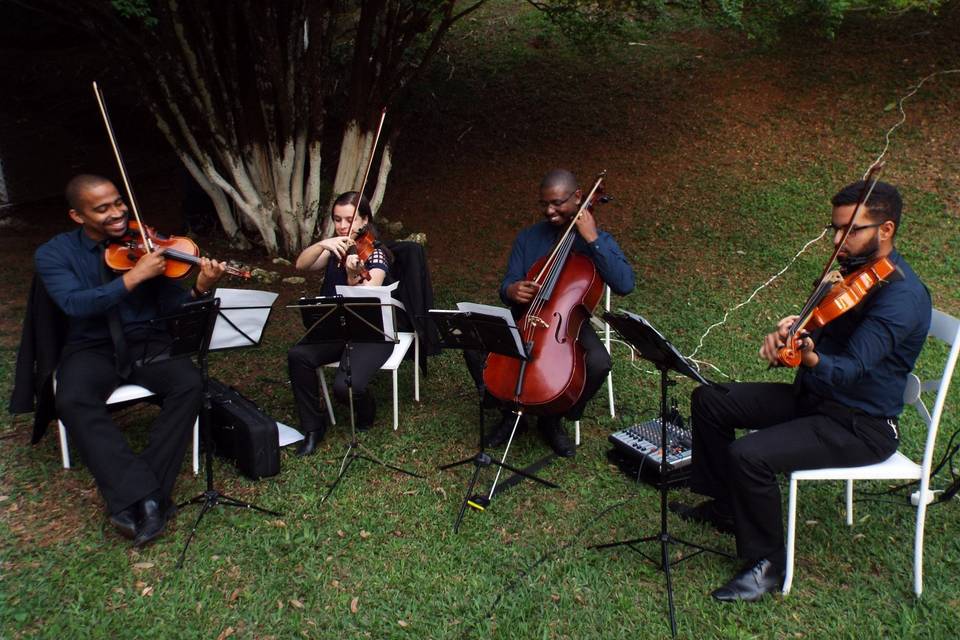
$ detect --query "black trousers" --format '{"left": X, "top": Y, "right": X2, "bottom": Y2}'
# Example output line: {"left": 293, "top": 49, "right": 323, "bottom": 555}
{"left": 690, "top": 382, "right": 899, "bottom": 561}
{"left": 54, "top": 342, "right": 202, "bottom": 515}
{"left": 287, "top": 341, "right": 394, "bottom": 434}
{"left": 463, "top": 323, "right": 611, "bottom": 421}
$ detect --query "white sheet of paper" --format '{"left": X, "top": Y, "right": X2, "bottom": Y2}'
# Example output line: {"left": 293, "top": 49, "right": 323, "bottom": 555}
{"left": 335, "top": 281, "right": 400, "bottom": 342}
{"left": 276, "top": 421, "right": 303, "bottom": 447}
{"left": 210, "top": 288, "right": 279, "bottom": 350}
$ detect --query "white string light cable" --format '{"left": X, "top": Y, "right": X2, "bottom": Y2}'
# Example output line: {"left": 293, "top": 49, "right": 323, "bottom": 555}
{"left": 681, "top": 67, "right": 960, "bottom": 379}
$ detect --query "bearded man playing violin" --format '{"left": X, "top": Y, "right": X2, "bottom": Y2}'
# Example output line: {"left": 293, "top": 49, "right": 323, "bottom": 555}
{"left": 33, "top": 174, "right": 226, "bottom": 547}
{"left": 672, "top": 180, "right": 931, "bottom": 602}
{"left": 468, "top": 169, "right": 635, "bottom": 457}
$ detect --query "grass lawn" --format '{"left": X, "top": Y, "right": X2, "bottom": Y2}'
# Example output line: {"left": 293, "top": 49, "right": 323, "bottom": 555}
{"left": 3, "top": 2, "right": 960, "bottom": 638}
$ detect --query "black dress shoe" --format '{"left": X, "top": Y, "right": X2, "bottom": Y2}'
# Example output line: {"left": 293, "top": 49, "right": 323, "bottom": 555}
{"left": 133, "top": 498, "right": 174, "bottom": 548}
{"left": 486, "top": 413, "right": 527, "bottom": 448}
{"left": 669, "top": 499, "right": 735, "bottom": 535}
{"left": 538, "top": 417, "right": 575, "bottom": 458}
{"left": 296, "top": 431, "right": 321, "bottom": 457}
{"left": 711, "top": 557, "right": 785, "bottom": 603}
{"left": 109, "top": 505, "right": 138, "bottom": 540}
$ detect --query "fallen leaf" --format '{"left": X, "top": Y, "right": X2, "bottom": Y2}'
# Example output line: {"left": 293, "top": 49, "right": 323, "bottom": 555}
{"left": 337, "top": 530, "right": 346, "bottom": 538}
{"left": 359, "top": 530, "right": 371, "bottom": 539}
{"left": 132, "top": 562, "right": 154, "bottom": 570}
{"left": 550, "top": 593, "right": 560, "bottom": 602}
{"left": 350, "top": 597, "right": 359, "bottom": 613}
{"left": 331, "top": 580, "right": 340, "bottom": 588}
{"left": 216, "top": 627, "right": 235, "bottom": 640}
{"left": 437, "top": 487, "right": 447, "bottom": 500}
{"left": 141, "top": 586, "right": 154, "bottom": 597}
{"left": 290, "top": 599, "right": 304, "bottom": 609}
{"left": 227, "top": 588, "right": 241, "bottom": 603}
{"left": 398, "top": 620, "right": 409, "bottom": 628}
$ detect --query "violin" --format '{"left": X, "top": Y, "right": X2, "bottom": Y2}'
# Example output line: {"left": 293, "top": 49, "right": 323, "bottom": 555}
{"left": 776, "top": 256, "right": 898, "bottom": 367}
{"left": 92, "top": 81, "right": 249, "bottom": 283}
{"left": 344, "top": 225, "right": 377, "bottom": 282}
{"left": 105, "top": 220, "right": 251, "bottom": 280}
{"left": 773, "top": 163, "right": 894, "bottom": 368}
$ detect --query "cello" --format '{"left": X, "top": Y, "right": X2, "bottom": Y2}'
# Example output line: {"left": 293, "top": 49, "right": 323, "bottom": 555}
{"left": 483, "top": 174, "right": 608, "bottom": 415}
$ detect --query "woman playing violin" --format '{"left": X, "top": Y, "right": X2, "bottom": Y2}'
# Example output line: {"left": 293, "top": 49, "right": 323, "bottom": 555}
{"left": 673, "top": 180, "right": 931, "bottom": 603}
{"left": 288, "top": 191, "right": 394, "bottom": 456}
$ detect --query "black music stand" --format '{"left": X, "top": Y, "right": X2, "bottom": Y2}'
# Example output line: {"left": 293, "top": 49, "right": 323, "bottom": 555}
{"left": 291, "top": 295, "right": 422, "bottom": 503}
{"left": 431, "top": 307, "right": 559, "bottom": 533}
{"left": 590, "top": 310, "right": 733, "bottom": 638}
{"left": 141, "top": 297, "right": 282, "bottom": 569}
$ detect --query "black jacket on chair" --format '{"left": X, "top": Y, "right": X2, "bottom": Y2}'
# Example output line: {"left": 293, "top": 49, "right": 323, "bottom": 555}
{"left": 386, "top": 240, "right": 442, "bottom": 372}
{"left": 8, "top": 274, "right": 68, "bottom": 444}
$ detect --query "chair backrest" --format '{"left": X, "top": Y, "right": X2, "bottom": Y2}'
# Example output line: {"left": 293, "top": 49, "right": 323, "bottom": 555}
{"left": 905, "top": 308, "right": 960, "bottom": 491}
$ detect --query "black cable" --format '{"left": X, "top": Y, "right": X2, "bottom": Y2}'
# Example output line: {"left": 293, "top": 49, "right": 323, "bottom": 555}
{"left": 468, "top": 496, "right": 633, "bottom": 635}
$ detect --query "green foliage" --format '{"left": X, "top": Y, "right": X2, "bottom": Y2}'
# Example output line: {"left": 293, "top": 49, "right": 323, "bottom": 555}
{"left": 529, "top": 0, "right": 948, "bottom": 44}
{"left": 110, "top": 0, "right": 156, "bottom": 27}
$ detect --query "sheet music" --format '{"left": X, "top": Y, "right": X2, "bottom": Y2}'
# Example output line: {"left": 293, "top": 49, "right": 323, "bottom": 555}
{"left": 210, "top": 288, "right": 278, "bottom": 350}
{"left": 335, "top": 281, "right": 399, "bottom": 341}
{"left": 455, "top": 301, "right": 525, "bottom": 357}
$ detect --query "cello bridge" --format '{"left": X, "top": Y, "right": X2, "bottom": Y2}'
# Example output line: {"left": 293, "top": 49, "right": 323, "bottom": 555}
{"left": 527, "top": 315, "right": 549, "bottom": 329}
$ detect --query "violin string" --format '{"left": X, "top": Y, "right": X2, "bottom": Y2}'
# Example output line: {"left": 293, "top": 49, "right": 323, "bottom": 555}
{"left": 864, "top": 68, "right": 960, "bottom": 179}
{"left": 684, "top": 67, "right": 959, "bottom": 378}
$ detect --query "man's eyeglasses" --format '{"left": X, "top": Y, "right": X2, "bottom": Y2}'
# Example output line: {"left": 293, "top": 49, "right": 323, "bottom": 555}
{"left": 826, "top": 221, "right": 884, "bottom": 236}
{"left": 538, "top": 191, "right": 576, "bottom": 211}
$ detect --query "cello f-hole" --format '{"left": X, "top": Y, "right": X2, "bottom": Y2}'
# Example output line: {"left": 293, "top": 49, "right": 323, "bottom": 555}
{"left": 553, "top": 312, "right": 566, "bottom": 344}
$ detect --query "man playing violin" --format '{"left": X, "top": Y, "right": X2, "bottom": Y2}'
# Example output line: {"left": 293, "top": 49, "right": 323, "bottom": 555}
{"left": 33, "top": 174, "right": 226, "bottom": 546}
{"left": 672, "top": 180, "right": 931, "bottom": 602}
{"left": 288, "top": 191, "right": 393, "bottom": 456}
{"left": 471, "top": 169, "right": 635, "bottom": 457}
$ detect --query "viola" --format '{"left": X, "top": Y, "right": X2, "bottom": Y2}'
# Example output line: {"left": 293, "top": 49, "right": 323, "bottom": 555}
{"left": 483, "top": 174, "right": 608, "bottom": 414}
{"left": 777, "top": 256, "right": 898, "bottom": 367}
{"left": 105, "top": 220, "right": 251, "bottom": 280}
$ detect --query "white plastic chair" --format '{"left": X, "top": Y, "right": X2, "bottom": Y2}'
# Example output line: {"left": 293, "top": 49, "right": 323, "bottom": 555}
{"left": 574, "top": 285, "right": 616, "bottom": 445}
{"left": 783, "top": 308, "right": 960, "bottom": 597}
{"left": 56, "top": 383, "right": 200, "bottom": 475}
{"left": 318, "top": 330, "right": 420, "bottom": 431}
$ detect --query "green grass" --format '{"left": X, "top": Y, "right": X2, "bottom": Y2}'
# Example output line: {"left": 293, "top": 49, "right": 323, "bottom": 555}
{"left": 4, "top": 2, "right": 960, "bottom": 638}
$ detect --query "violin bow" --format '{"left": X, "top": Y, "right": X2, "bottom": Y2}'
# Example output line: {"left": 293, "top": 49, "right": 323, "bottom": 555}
{"left": 344, "top": 107, "right": 388, "bottom": 239}
{"left": 92, "top": 81, "right": 152, "bottom": 253}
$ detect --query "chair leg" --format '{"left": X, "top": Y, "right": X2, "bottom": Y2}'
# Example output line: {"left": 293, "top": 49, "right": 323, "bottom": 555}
{"left": 414, "top": 333, "right": 420, "bottom": 402}
{"left": 192, "top": 417, "right": 199, "bottom": 475}
{"left": 574, "top": 420, "right": 581, "bottom": 446}
{"left": 784, "top": 476, "right": 798, "bottom": 595}
{"left": 914, "top": 486, "right": 929, "bottom": 596}
{"left": 846, "top": 480, "right": 854, "bottom": 526}
{"left": 392, "top": 369, "right": 399, "bottom": 431}
{"left": 607, "top": 371, "right": 615, "bottom": 418}
{"left": 319, "top": 369, "right": 336, "bottom": 425}
{"left": 58, "top": 421, "right": 72, "bottom": 469}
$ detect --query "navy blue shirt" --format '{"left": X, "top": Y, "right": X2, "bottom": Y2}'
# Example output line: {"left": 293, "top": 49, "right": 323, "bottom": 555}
{"left": 797, "top": 249, "right": 931, "bottom": 417}
{"left": 34, "top": 228, "right": 190, "bottom": 345}
{"left": 500, "top": 221, "right": 635, "bottom": 307}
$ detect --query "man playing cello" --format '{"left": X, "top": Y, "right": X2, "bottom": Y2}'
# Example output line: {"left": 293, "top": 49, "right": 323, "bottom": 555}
{"left": 469, "top": 169, "right": 635, "bottom": 457}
